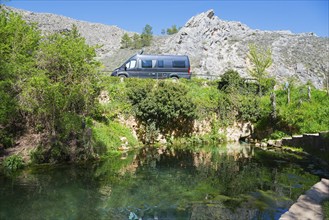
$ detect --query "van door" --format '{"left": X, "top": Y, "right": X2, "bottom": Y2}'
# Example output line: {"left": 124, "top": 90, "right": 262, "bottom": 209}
{"left": 156, "top": 59, "right": 167, "bottom": 79}
{"left": 140, "top": 59, "right": 160, "bottom": 79}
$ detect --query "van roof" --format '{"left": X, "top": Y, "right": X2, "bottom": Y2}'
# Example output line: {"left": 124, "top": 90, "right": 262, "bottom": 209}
{"left": 131, "top": 54, "right": 189, "bottom": 60}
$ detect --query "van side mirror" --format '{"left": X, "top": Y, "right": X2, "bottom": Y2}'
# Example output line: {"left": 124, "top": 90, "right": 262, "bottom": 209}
{"left": 125, "top": 67, "right": 127, "bottom": 71}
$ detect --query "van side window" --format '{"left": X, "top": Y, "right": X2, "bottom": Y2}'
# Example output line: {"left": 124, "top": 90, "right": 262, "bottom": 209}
{"left": 142, "top": 60, "right": 152, "bottom": 68}
{"left": 173, "top": 60, "right": 186, "bottom": 68}
{"left": 158, "top": 60, "right": 164, "bottom": 68}
{"left": 125, "top": 60, "right": 136, "bottom": 69}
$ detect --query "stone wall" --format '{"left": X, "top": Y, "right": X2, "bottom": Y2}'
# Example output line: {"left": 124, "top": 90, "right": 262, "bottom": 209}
{"left": 282, "top": 132, "right": 329, "bottom": 150}
{"left": 280, "top": 178, "right": 329, "bottom": 220}
{"left": 268, "top": 131, "right": 329, "bottom": 151}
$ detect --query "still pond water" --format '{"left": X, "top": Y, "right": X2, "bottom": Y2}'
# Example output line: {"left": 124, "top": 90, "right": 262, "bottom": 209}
{"left": 0, "top": 143, "right": 327, "bottom": 220}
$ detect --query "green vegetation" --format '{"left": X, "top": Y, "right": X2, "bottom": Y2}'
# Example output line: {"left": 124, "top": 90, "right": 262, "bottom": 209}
{"left": 92, "top": 120, "right": 139, "bottom": 154}
{"left": 248, "top": 43, "right": 273, "bottom": 96}
{"left": 128, "top": 80, "right": 197, "bottom": 143}
{"left": 120, "top": 24, "right": 153, "bottom": 49}
{"left": 166, "top": 24, "right": 179, "bottom": 35}
{"left": 120, "top": 33, "right": 132, "bottom": 49}
{"left": 1, "top": 9, "right": 328, "bottom": 167}
{"left": 254, "top": 83, "right": 329, "bottom": 138}
{"left": 3, "top": 155, "right": 24, "bottom": 171}
{"left": 323, "top": 199, "right": 329, "bottom": 219}
{"left": 141, "top": 24, "right": 153, "bottom": 47}
{"left": 0, "top": 9, "right": 40, "bottom": 148}
{"left": 0, "top": 10, "right": 101, "bottom": 163}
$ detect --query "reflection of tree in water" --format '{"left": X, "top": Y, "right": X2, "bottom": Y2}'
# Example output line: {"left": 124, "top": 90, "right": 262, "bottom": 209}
{"left": 122, "top": 144, "right": 254, "bottom": 173}
{"left": 1, "top": 145, "right": 320, "bottom": 220}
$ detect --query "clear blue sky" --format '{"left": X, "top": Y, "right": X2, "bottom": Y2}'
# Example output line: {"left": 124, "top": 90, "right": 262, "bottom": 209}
{"left": 4, "top": 0, "right": 329, "bottom": 37}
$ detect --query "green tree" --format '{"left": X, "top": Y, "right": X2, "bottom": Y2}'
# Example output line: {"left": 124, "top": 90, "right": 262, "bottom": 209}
{"left": 167, "top": 25, "right": 179, "bottom": 35}
{"left": 120, "top": 33, "right": 132, "bottom": 49}
{"left": 141, "top": 24, "right": 153, "bottom": 47}
{"left": 247, "top": 43, "right": 273, "bottom": 96}
{"left": 132, "top": 33, "right": 142, "bottom": 49}
{"left": 0, "top": 9, "right": 41, "bottom": 147}
{"left": 20, "top": 25, "right": 101, "bottom": 138}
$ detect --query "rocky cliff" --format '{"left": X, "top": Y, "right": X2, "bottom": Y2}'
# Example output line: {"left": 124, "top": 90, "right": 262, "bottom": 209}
{"left": 6, "top": 6, "right": 130, "bottom": 57}
{"left": 152, "top": 10, "right": 329, "bottom": 88}
{"left": 6, "top": 7, "right": 329, "bottom": 88}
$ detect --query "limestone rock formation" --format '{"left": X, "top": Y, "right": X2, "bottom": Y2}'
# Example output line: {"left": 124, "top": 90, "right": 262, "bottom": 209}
{"left": 5, "top": 7, "right": 329, "bottom": 88}
{"left": 153, "top": 9, "right": 329, "bottom": 88}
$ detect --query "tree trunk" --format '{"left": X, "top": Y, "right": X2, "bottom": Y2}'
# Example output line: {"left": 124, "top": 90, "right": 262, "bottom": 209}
{"left": 270, "top": 92, "right": 277, "bottom": 120}
{"left": 258, "top": 80, "right": 262, "bottom": 97}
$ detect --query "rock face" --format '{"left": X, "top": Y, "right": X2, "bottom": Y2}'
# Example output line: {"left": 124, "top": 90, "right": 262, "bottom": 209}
{"left": 6, "top": 7, "right": 329, "bottom": 88}
{"left": 153, "top": 10, "right": 329, "bottom": 88}
{"left": 6, "top": 6, "right": 131, "bottom": 58}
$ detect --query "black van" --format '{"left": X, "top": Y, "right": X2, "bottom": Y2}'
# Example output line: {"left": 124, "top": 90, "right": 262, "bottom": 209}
{"left": 111, "top": 53, "right": 191, "bottom": 79}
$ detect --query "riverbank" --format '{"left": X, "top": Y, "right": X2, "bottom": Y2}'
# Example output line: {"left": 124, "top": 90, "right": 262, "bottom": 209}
{"left": 280, "top": 178, "right": 329, "bottom": 220}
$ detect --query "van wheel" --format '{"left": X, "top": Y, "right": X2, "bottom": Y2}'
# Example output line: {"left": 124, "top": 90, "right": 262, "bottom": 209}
{"left": 119, "top": 75, "right": 127, "bottom": 82}
{"left": 171, "top": 76, "right": 179, "bottom": 82}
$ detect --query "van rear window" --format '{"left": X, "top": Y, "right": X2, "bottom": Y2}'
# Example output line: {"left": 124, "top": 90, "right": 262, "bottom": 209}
{"left": 172, "top": 60, "right": 186, "bottom": 68}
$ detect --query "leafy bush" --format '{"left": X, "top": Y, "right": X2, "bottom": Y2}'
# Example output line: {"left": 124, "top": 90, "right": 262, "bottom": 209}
{"left": 269, "top": 130, "right": 288, "bottom": 140}
{"left": 218, "top": 69, "right": 244, "bottom": 94}
{"left": 128, "top": 80, "right": 197, "bottom": 143}
{"left": 3, "top": 155, "right": 24, "bottom": 171}
{"left": 237, "top": 95, "right": 261, "bottom": 122}
{"left": 0, "top": 9, "right": 40, "bottom": 145}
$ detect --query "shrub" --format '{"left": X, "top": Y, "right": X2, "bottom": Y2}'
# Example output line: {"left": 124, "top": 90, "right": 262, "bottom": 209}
{"left": 218, "top": 69, "right": 244, "bottom": 94}
{"left": 30, "top": 147, "right": 46, "bottom": 164}
{"left": 128, "top": 80, "right": 197, "bottom": 143}
{"left": 3, "top": 155, "right": 24, "bottom": 171}
{"left": 269, "top": 130, "right": 288, "bottom": 140}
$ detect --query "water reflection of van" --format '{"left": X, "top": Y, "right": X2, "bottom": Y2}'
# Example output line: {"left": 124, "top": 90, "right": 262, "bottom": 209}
{"left": 111, "top": 54, "right": 191, "bottom": 80}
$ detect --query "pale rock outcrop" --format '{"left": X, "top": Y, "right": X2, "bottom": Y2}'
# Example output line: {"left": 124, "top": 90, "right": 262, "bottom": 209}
{"left": 6, "top": 7, "right": 329, "bottom": 88}
{"left": 220, "top": 121, "right": 253, "bottom": 142}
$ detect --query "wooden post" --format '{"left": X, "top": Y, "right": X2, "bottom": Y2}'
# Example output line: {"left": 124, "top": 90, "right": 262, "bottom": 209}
{"left": 308, "top": 86, "right": 311, "bottom": 101}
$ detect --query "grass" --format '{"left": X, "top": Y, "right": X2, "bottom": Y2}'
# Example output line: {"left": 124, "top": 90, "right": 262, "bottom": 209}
{"left": 281, "top": 146, "right": 304, "bottom": 153}
{"left": 92, "top": 120, "right": 139, "bottom": 154}
{"left": 323, "top": 199, "right": 329, "bottom": 220}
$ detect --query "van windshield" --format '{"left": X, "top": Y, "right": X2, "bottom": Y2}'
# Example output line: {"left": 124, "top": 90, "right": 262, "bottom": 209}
{"left": 125, "top": 60, "right": 137, "bottom": 69}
